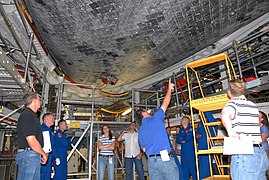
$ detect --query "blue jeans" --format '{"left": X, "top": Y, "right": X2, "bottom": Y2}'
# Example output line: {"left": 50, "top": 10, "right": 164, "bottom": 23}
{"left": 148, "top": 156, "right": 179, "bottom": 180}
{"left": 231, "top": 147, "right": 269, "bottom": 180}
{"left": 16, "top": 150, "right": 41, "bottom": 180}
{"left": 98, "top": 155, "right": 114, "bottom": 180}
{"left": 125, "top": 157, "right": 144, "bottom": 180}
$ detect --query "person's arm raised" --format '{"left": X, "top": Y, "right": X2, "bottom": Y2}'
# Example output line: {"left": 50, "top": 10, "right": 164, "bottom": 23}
{"left": 161, "top": 79, "right": 175, "bottom": 112}
{"left": 117, "top": 130, "right": 128, "bottom": 142}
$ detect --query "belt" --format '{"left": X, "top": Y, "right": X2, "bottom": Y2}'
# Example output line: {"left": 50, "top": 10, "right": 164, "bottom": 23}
{"left": 99, "top": 154, "right": 113, "bottom": 157}
{"left": 148, "top": 153, "right": 174, "bottom": 158}
{"left": 17, "top": 147, "right": 31, "bottom": 152}
{"left": 149, "top": 154, "right": 161, "bottom": 157}
{"left": 253, "top": 144, "right": 260, "bottom": 147}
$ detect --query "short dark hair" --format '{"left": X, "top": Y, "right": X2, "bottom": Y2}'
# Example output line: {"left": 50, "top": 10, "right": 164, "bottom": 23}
{"left": 182, "top": 116, "right": 190, "bottom": 122}
{"left": 23, "top": 92, "right": 38, "bottom": 106}
{"left": 136, "top": 108, "right": 146, "bottom": 122}
{"left": 58, "top": 119, "right": 66, "bottom": 127}
{"left": 42, "top": 112, "right": 53, "bottom": 122}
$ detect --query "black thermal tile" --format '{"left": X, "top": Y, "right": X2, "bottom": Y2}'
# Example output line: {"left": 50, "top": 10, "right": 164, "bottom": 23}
{"left": 89, "top": 2, "right": 99, "bottom": 9}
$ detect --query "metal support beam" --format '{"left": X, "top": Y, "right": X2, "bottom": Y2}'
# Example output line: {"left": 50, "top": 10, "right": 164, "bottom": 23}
{"left": 0, "top": 31, "right": 12, "bottom": 53}
{"left": 89, "top": 87, "right": 95, "bottom": 179}
{"left": 61, "top": 99, "right": 93, "bottom": 105}
{"left": 41, "top": 80, "right": 50, "bottom": 122}
{"left": 67, "top": 123, "right": 91, "bottom": 161}
{"left": 0, "top": 50, "right": 29, "bottom": 92}
{"left": 0, "top": 105, "right": 24, "bottom": 122}
{"left": 14, "top": 0, "right": 40, "bottom": 59}
{"left": 131, "top": 88, "right": 160, "bottom": 123}
{"left": 56, "top": 79, "right": 63, "bottom": 123}
{"left": 131, "top": 89, "right": 135, "bottom": 122}
{"left": 0, "top": 43, "right": 37, "bottom": 56}
{"left": 233, "top": 41, "right": 242, "bottom": 79}
{"left": 88, "top": 120, "right": 94, "bottom": 179}
{"left": 23, "top": 33, "right": 34, "bottom": 83}
{"left": 172, "top": 72, "right": 180, "bottom": 108}
{"left": 0, "top": 3, "right": 26, "bottom": 57}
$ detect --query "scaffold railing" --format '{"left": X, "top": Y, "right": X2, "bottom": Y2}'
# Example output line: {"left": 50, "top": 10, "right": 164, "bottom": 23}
{"left": 186, "top": 53, "right": 237, "bottom": 180}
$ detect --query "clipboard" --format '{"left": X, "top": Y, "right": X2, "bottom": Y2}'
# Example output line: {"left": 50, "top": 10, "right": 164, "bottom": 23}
{"left": 223, "top": 137, "right": 254, "bottom": 155}
{"left": 42, "top": 131, "right": 52, "bottom": 153}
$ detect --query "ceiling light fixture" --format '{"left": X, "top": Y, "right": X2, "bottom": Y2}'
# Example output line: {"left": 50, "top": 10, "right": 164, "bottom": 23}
{"left": 122, "top": 107, "right": 132, "bottom": 116}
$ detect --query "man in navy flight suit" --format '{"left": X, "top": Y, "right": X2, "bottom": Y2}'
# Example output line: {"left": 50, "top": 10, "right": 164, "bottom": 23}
{"left": 41, "top": 113, "right": 55, "bottom": 180}
{"left": 53, "top": 120, "right": 71, "bottom": 180}
{"left": 176, "top": 116, "right": 197, "bottom": 180}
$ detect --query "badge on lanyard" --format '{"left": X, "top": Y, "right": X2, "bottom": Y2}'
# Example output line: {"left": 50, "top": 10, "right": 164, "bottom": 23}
{"left": 109, "top": 157, "right": 113, "bottom": 164}
{"left": 160, "top": 149, "right": 170, "bottom": 162}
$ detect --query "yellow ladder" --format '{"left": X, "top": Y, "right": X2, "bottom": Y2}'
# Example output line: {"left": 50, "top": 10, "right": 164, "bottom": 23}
{"left": 185, "top": 53, "right": 236, "bottom": 180}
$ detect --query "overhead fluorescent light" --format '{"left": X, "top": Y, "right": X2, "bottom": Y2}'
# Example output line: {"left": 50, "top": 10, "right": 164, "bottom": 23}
{"left": 5, "top": 133, "right": 12, "bottom": 136}
{"left": 73, "top": 112, "right": 92, "bottom": 116}
{"left": 122, "top": 107, "right": 132, "bottom": 116}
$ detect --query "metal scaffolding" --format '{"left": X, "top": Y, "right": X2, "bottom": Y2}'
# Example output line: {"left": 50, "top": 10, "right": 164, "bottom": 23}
{"left": 131, "top": 88, "right": 160, "bottom": 122}
{"left": 55, "top": 81, "right": 131, "bottom": 179}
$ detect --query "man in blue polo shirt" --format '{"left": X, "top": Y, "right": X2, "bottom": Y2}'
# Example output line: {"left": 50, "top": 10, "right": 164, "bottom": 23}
{"left": 137, "top": 80, "right": 179, "bottom": 180}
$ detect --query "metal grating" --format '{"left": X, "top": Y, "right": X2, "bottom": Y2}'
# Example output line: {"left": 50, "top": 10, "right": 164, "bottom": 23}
{"left": 0, "top": 65, "right": 24, "bottom": 107}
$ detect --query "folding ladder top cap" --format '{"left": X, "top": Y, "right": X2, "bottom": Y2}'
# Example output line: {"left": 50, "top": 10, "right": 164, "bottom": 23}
{"left": 186, "top": 53, "right": 227, "bottom": 69}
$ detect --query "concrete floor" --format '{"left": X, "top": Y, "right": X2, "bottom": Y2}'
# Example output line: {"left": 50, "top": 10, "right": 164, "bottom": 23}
{"left": 68, "top": 172, "right": 148, "bottom": 180}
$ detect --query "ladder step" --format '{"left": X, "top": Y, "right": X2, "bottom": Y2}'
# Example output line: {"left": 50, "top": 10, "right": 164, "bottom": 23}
{"left": 218, "top": 165, "right": 230, "bottom": 168}
{"left": 197, "top": 148, "right": 223, "bottom": 154}
{"left": 208, "top": 136, "right": 225, "bottom": 140}
{"left": 204, "top": 122, "right": 222, "bottom": 126}
{"left": 203, "top": 175, "right": 231, "bottom": 180}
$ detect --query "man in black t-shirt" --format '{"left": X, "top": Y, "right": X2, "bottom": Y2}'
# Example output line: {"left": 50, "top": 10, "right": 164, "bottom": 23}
{"left": 16, "top": 92, "right": 48, "bottom": 180}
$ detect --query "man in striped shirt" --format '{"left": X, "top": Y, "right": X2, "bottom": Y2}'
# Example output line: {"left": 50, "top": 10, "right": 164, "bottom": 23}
{"left": 221, "top": 79, "right": 269, "bottom": 180}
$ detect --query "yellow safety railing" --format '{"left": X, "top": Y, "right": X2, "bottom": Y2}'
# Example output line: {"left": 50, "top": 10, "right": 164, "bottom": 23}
{"left": 185, "top": 53, "right": 236, "bottom": 180}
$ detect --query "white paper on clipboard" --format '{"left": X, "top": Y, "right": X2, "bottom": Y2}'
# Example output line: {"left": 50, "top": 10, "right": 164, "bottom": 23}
{"left": 223, "top": 137, "right": 254, "bottom": 155}
{"left": 42, "top": 131, "right": 52, "bottom": 153}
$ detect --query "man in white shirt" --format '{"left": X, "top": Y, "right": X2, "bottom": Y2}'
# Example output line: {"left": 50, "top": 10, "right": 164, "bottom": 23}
{"left": 79, "top": 144, "right": 87, "bottom": 172}
{"left": 222, "top": 79, "right": 269, "bottom": 179}
{"left": 117, "top": 122, "right": 144, "bottom": 180}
